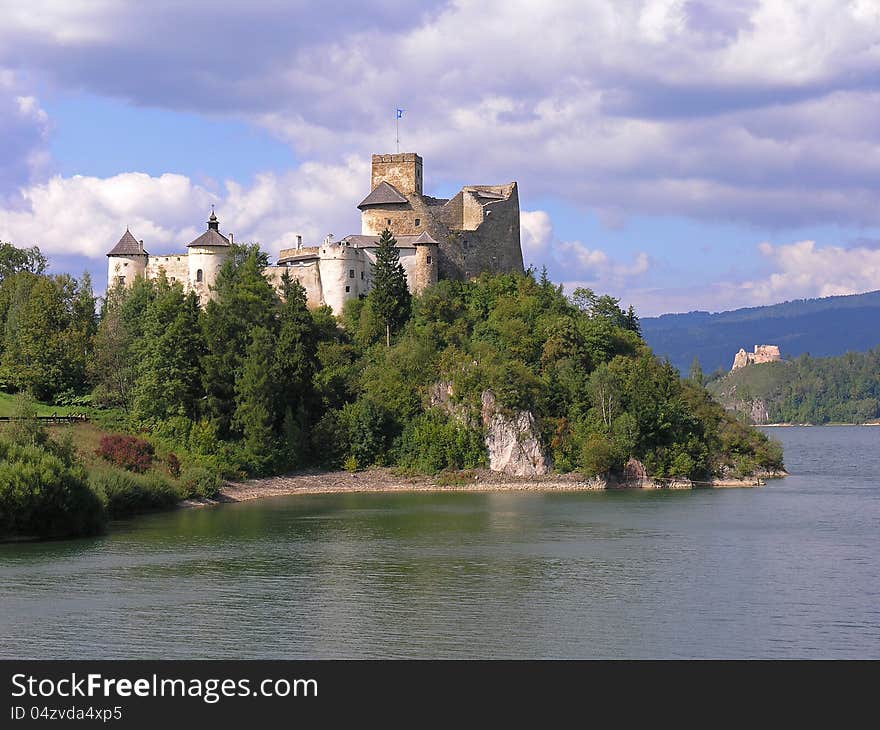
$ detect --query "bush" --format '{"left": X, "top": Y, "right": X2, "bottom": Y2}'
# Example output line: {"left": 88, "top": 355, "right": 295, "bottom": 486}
{"left": 179, "top": 466, "right": 223, "bottom": 499}
{"left": 396, "top": 409, "right": 486, "bottom": 473}
{"left": 343, "top": 455, "right": 360, "bottom": 473}
{"left": 95, "top": 434, "right": 155, "bottom": 473}
{"left": 579, "top": 433, "right": 617, "bottom": 476}
{"left": 0, "top": 441, "right": 106, "bottom": 539}
{"left": 89, "top": 468, "right": 180, "bottom": 517}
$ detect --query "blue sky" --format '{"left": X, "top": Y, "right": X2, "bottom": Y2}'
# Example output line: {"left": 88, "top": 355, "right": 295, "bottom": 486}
{"left": 2, "top": 0, "right": 880, "bottom": 316}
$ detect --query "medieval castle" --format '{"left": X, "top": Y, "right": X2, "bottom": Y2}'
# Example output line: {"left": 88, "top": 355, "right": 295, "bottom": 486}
{"left": 731, "top": 345, "right": 782, "bottom": 371}
{"left": 107, "top": 153, "right": 523, "bottom": 314}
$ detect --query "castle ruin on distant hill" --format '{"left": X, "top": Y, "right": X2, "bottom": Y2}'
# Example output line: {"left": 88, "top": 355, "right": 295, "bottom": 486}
{"left": 107, "top": 152, "right": 523, "bottom": 314}
{"left": 731, "top": 345, "right": 781, "bottom": 371}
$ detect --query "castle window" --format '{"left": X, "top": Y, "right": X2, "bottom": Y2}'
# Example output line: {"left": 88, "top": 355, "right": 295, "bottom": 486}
{"left": 360, "top": 271, "right": 364, "bottom": 280}
{"left": 196, "top": 269, "right": 203, "bottom": 282}
{"left": 427, "top": 255, "right": 432, "bottom": 264}
{"left": 386, "top": 218, "right": 391, "bottom": 225}
{"left": 415, "top": 218, "right": 420, "bottom": 227}
{"left": 123, "top": 262, "right": 128, "bottom": 267}
{"left": 116, "top": 276, "right": 125, "bottom": 285}
{"left": 345, "top": 285, "right": 350, "bottom": 293}
{"left": 170, "top": 277, "right": 176, "bottom": 283}
{"left": 349, "top": 269, "right": 354, "bottom": 278}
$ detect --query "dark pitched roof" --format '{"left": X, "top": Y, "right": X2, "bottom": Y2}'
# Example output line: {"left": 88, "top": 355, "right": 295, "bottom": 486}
{"left": 357, "top": 181, "right": 408, "bottom": 209}
{"left": 107, "top": 229, "right": 148, "bottom": 256}
{"left": 411, "top": 231, "right": 438, "bottom": 245}
{"left": 187, "top": 228, "right": 230, "bottom": 248}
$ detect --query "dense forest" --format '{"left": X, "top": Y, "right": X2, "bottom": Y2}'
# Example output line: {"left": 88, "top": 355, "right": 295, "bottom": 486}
{"left": 642, "top": 290, "right": 880, "bottom": 374}
{"left": 707, "top": 349, "right": 880, "bottom": 424}
{"left": 0, "top": 236, "right": 783, "bottom": 539}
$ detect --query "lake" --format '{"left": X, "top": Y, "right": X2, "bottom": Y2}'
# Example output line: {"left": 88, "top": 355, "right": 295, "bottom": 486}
{"left": 1, "top": 426, "right": 878, "bottom": 658}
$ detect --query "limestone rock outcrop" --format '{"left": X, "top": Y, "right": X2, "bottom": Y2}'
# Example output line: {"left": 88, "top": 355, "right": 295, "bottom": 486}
{"left": 480, "top": 391, "right": 552, "bottom": 477}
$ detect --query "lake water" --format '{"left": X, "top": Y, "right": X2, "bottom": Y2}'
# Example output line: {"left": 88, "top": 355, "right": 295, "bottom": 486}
{"left": 1, "top": 426, "right": 878, "bottom": 659}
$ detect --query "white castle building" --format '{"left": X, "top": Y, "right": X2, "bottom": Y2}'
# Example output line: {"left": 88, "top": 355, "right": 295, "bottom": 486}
{"left": 107, "top": 151, "right": 522, "bottom": 314}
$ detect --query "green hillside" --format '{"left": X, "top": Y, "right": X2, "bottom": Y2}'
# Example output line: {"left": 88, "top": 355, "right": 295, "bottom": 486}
{"left": 707, "top": 348, "right": 880, "bottom": 424}
{"left": 642, "top": 290, "right": 880, "bottom": 374}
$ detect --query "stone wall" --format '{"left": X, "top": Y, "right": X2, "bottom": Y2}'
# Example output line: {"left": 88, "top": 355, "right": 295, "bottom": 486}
{"left": 145, "top": 253, "right": 190, "bottom": 287}
{"left": 371, "top": 153, "right": 423, "bottom": 195}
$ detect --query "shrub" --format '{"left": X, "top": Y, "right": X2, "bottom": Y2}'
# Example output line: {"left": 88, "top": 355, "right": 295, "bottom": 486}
{"left": 396, "top": 409, "right": 486, "bottom": 473}
{"left": 343, "top": 455, "right": 359, "bottom": 473}
{"left": 179, "top": 466, "right": 223, "bottom": 499}
{"left": 95, "top": 434, "right": 155, "bottom": 473}
{"left": 0, "top": 441, "right": 106, "bottom": 539}
{"left": 89, "top": 468, "right": 179, "bottom": 517}
{"left": 579, "top": 433, "right": 617, "bottom": 476}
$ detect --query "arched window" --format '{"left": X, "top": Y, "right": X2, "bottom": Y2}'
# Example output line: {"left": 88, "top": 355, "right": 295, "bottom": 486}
{"left": 196, "top": 269, "right": 203, "bottom": 283}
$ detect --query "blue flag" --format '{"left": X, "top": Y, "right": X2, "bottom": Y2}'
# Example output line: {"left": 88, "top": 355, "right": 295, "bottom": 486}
{"left": 396, "top": 108, "right": 405, "bottom": 119}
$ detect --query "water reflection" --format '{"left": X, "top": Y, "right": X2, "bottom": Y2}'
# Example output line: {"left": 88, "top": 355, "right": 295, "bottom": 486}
{"left": 1, "top": 427, "right": 878, "bottom": 658}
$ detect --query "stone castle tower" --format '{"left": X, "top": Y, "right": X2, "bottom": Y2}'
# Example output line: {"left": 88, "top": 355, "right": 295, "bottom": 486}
{"left": 357, "top": 153, "right": 523, "bottom": 280}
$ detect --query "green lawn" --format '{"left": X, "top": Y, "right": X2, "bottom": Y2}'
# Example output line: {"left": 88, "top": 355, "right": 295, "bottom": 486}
{"left": 0, "top": 392, "right": 87, "bottom": 417}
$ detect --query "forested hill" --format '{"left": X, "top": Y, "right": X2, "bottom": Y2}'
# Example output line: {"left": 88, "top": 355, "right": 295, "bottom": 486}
{"left": 641, "top": 290, "right": 880, "bottom": 374}
{"left": 707, "top": 348, "right": 880, "bottom": 425}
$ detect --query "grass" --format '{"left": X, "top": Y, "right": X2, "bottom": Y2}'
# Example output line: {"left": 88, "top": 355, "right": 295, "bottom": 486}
{"left": 0, "top": 392, "right": 85, "bottom": 417}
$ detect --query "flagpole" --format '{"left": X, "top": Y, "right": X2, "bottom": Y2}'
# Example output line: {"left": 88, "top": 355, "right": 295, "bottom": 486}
{"left": 396, "top": 112, "right": 399, "bottom": 153}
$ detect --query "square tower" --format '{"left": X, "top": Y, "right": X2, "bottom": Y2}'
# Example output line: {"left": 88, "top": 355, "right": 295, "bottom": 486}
{"left": 371, "top": 153, "right": 423, "bottom": 195}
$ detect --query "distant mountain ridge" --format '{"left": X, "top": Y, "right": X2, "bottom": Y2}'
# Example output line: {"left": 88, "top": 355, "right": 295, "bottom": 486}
{"left": 641, "top": 290, "right": 880, "bottom": 374}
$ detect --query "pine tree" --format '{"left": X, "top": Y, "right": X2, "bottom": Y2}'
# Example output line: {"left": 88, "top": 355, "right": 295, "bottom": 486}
{"left": 132, "top": 278, "right": 205, "bottom": 424}
{"left": 234, "top": 326, "right": 279, "bottom": 473}
{"left": 201, "top": 244, "right": 278, "bottom": 435}
{"left": 369, "top": 228, "right": 411, "bottom": 346}
{"left": 274, "top": 277, "right": 318, "bottom": 466}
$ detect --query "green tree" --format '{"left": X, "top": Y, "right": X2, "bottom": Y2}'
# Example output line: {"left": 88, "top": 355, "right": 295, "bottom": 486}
{"left": 0, "top": 242, "right": 47, "bottom": 281}
{"left": 0, "top": 275, "right": 83, "bottom": 400}
{"left": 689, "top": 357, "right": 705, "bottom": 386}
{"left": 131, "top": 278, "right": 205, "bottom": 423}
{"left": 234, "top": 326, "right": 279, "bottom": 473}
{"left": 369, "top": 229, "right": 411, "bottom": 346}
{"left": 274, "top": 275, "right": 319, "bottom": 466}
{"left": 90, "top": 276, "right": 156, "bottom": 410}
{"left": 202, "top": 244, "right": 278, "bottom": 435}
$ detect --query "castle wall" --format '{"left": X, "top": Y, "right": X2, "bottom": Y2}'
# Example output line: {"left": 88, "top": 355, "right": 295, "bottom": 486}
{"left": 263, "top": 261, "right": 324, "bottom": 309}
{"left": 371, "top": 153, "right": 422, "bottom": 195}
{"left": 107, "top": 255, "right": 147, "bottom": 288}
{"left": 457, "top": 184, "right": 523, "bottom": 277}
{"left": 145, "top": 254, "right": 190, "bottom": 286}
{"left": 361, "top": 204, "right": 423, "bottom": 237}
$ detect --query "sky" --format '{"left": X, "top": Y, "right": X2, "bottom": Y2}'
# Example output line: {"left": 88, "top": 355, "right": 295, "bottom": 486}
{"left": 2, "top": 0, "right": 880, "bottom": 316}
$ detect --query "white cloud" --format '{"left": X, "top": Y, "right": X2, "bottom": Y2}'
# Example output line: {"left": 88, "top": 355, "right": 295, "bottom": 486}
{"left": 0, "top": 158, "right": 367, "bottom": 270}
{"left": 3, "top": 2, "right": 880, "bottom": 225}
{"left": 740, "top": 239, "right": 880, "bottom": 302}
{"left": 519, "top": 209, "right": 553, "bottom": 263}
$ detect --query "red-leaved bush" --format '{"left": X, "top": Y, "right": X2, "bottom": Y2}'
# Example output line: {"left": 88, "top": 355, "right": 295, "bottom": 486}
{"left": 95, "top": 435, "right": 155, "bottom": 473}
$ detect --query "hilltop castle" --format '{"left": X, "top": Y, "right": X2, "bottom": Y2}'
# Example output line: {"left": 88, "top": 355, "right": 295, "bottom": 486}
{"left": 107, "top": 152, "right": 523, "bottom": 314}
{"left": 732, "top": 345, "right": 781, "bottom": 371}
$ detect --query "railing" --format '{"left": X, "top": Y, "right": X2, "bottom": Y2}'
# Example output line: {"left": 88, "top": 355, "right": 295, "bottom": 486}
{"left": 0, "top": 414, "right": 90, "bottom": 423}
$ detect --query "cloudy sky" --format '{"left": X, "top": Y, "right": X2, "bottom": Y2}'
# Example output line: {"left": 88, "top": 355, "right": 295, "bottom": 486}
{"left": 2, "top": 0, "right": 880, "bottom": 315}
